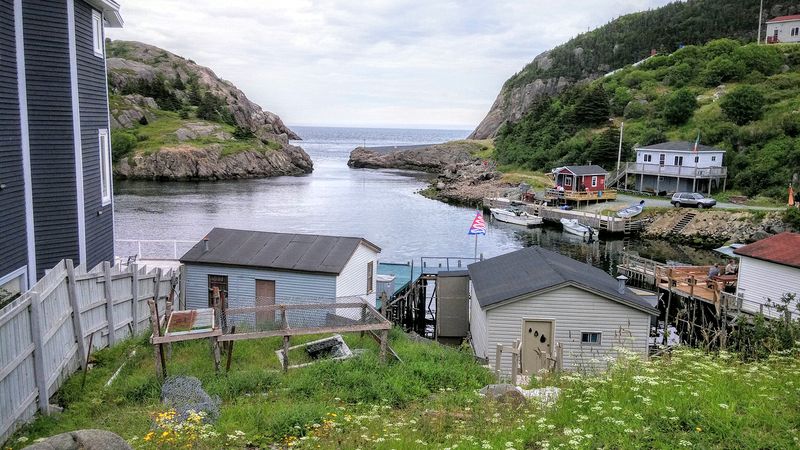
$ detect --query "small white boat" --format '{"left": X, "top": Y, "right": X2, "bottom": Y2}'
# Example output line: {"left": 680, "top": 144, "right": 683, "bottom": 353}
{"left": 616, "top": 200, "right": 645, "bottom": 218}
{"left": 490, "top": 207, "right": 543, "bottom": 227}
{"left": 560, "top": 218, "right": 595, "bottom": 238}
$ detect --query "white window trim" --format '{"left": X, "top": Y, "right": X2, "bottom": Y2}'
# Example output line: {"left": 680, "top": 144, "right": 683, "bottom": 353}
{"left": 565, "top": 177, "right": 573, "bottom": 187}
{"left": 643, "top": 153, "right": 652, "bottom": 162}
{"left": 591, "top": 176, "right": 598, "bottom": 187}
{"left": 0, "top": 266, "right": 29, "bottom": 300}
{"left": 92, "top": 10, "right": 104, "bottom": 58}
{"left": 580, "top": 331, "right": 602, "bottom": 346}
{"left": 99, "top": 129, "right": 112, "bottom": 206}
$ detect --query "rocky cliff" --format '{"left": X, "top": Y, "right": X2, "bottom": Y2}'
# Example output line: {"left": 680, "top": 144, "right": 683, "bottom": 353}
{"left": 107, "top": 41, "right": 312, "bottom": 180}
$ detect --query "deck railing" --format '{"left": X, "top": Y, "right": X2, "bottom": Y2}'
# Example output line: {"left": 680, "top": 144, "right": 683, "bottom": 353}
{"left": 544, "top": 188, "right": 618, "bottom": 201}
{"left": 624, "top": 162, "right": 727, "bottom": 178}
{"left": 116, "top": 239, "right": 197, "bottom": 260}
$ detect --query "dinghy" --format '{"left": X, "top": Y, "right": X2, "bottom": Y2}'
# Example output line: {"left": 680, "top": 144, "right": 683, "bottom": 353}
{"left": 560, "top": 218, "right": 595, "bottom": 238}
{"left": 490, "top": 207, "right": 543, "bottom": 227}
{"left": 616, "top": 200, "right": 645, "bottom": 218}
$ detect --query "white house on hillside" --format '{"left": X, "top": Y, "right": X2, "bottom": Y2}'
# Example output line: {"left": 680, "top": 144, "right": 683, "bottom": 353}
{"left": 467, "top": 247, "right": 658, "bottom": 375}
{"left": 733, "top": 232, "right": 800, "bottom": 319}
{"left": 623, "top": 141, "right": 727, "bottom": 195}
{"left": 766, "top": 15, "right": 800, "bottom": 44}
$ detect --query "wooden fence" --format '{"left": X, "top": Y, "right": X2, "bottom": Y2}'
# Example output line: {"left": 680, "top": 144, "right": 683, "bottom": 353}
{"left": 0, "top": 260, "right": 179, "bottom": 443}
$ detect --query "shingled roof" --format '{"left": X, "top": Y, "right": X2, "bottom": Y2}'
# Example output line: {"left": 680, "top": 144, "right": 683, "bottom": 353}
{"left": 180, "top": 228, "right": 380, "bottom": 275}
{"left": 734, "top": 232, "right": 800, "bottom": 269}
{"left": 559, "top": 165, "right": 608, "bottom": 176}
{"left": 468, "top": 246, "right": 658, "bottom": 314}
{"left": 636, "top": 141, "right": 725, "bottom": 153}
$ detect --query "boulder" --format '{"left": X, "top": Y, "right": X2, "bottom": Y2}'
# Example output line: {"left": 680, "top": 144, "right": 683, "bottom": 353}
{"left": 24, "top": 430, "right": 131, "bottom": 450}
{"left": 478, "top": 384, "right": 526, "bottom": 406}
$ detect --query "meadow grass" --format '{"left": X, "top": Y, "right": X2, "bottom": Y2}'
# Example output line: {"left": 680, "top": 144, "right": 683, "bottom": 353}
{"left": 6, "top": 333, "right": 800, "bottom": 449}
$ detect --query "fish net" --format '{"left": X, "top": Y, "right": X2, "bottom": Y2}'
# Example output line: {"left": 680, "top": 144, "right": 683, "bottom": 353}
{"left": 160, "top": 376, "right": 220, "bottom": 422}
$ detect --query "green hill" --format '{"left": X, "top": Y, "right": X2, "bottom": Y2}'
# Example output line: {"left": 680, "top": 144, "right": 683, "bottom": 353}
{"left": 494, "top": 39, "right": 800, "bottom": 199}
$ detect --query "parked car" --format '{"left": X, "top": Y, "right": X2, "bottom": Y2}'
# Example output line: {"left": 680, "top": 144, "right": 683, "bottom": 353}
{"left": 671, "top": 192, "right": 717, "bottom": 208}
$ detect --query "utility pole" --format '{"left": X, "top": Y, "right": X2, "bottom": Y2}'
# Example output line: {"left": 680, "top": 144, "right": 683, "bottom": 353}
{"left": 757, "top": 0, "right": 764, "bottom": 44}
{"left": 616, "top": 121, "right": 625, "bottom": 173}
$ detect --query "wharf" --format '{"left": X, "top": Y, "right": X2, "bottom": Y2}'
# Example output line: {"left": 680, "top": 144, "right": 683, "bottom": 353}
{"left": 483, "top": 197, "right": 647, "bottom": 234}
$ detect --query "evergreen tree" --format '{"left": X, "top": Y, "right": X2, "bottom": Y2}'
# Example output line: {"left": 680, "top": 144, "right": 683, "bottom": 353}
{"left": 662, "top": 88, "right": 697, "bottom": 125}
{"left": 720, "top": 85, "right": 765, "bottom": 125}
{"left": 574, "top": 85, "right": 610, "bottom": 126}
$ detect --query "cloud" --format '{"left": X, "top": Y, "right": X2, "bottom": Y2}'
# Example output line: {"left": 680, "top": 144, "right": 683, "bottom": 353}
{"left": 109, "top": 0, "right": 673, "bottom": 129}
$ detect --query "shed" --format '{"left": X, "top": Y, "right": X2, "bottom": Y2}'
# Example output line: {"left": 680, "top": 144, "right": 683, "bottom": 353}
{"left": 180, "top": 228, "right": 381, "bottom": 311}
{"left": 468, "top": 246, "right": 657, "bottom": 374}
{"left": 552, "top": 165, "right": 608, "bottom": 192}
{"left": 733, "top": 232, "right": 800, "bottom": 319}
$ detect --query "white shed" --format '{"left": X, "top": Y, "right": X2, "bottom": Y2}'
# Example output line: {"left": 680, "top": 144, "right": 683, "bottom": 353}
{"left": 733, "top": 232, "right": 800, "bottom": 319}
{"left": 468, "top": 247, "right": 658, "bottom": 374}
{"left": 766, "top": 15, "right": 800, "bottom": 44}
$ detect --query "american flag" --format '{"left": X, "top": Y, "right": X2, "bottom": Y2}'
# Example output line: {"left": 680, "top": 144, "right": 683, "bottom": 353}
{"left": 468, "top": 211, "right": 487, "bottom": 235}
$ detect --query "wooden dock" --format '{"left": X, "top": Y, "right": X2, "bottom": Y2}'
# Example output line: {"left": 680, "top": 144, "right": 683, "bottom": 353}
{"left": 483, "top": 198, "right": 647, "bottom": 234}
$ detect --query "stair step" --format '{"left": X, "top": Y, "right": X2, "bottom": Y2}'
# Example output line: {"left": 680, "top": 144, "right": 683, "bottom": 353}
{"left": 670, "top": 212, "right": 696, "bottom": 234}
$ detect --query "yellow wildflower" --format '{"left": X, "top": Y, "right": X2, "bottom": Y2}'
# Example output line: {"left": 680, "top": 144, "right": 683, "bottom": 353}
{"left": 144, "top": 432, "right": 155, "bottom": 442}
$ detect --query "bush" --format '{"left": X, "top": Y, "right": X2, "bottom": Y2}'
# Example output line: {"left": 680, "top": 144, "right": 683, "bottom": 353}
{"left": 111, "top": 131, "right": 137, "bottom": 162}
{"left": 782, "top": 114, "right": 800, "bottom": 137}
{"left": 701, "top": 56, "right": 746, "bottom": 86}
{"left": 704, "top": 38, "right": 741, "bottom": 58}
{"left": 610, "top": 87, "right": 633, "bottom": 116}
{"left": 720, "top": 85, "right": 765, "bottom": 125}
{"left": 623, "top": 100, "right": 648, "bottom": 119}
{"left": 734, "top": 44, "right": 783, "bottom": 76}
{"left": 665, "top": 63, "right": 693, "bottom": 87}
{"left": 574, "top": 84, "right": 610, "bottom": 125}
{"left": 662, "top": 88, "right": 698, "bottom": 125}
{"left": 784, "top": 207, "right": 800, "bottom": 231}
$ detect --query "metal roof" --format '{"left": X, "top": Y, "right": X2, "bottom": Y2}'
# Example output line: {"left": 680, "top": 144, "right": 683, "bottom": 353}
{"left": 734, "top": 232, "right": 800, "bottom": 269}
{"left": 559, "top": 165, "right": 608, "bottom": 176}
{"left": 468, "top": 246, "right": 658, "bottom": 314}
{"left": 766, "top": 14, "right": 800, "bottom": 23}
{"left": 636, "top": 141, "right": 725, "bottom": 153}
{"left": 180, "top": 228, "right": 381, "bottom": 275}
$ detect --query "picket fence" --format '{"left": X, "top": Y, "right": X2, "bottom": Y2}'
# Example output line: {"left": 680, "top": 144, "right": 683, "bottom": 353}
{"left": 0, "top": 260, "right": 180, "bottom": 443}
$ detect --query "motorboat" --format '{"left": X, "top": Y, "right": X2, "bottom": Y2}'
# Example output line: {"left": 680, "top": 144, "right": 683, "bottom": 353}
{"left": 616, "top": 200, "right": 645, "bottom": 218}
{"left": 560, "top": 218, "right": 595, "bottom": 238}
{"left": 490, "top": 207, "right": 543, "bottom": 227}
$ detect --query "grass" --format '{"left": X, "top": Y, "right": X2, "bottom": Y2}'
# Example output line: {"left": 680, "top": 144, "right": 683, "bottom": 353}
{"left": 497, "top": 165, "right": 552, "bottom": 189}
{"left": 7, "top": 333, "right": 800, "bottom": 449}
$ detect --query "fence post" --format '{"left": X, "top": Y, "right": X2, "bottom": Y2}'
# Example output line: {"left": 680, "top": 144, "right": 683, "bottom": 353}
{"left": 65, "top": 260, "right": 88, "bottom": 369}
{"left": 379, "top": 329, "right": 389, "bottom": 364}
{"left": 495, "top": 343, "right": 502, "bottom": 380}
{"left": 131, "top": 263, "right": 140, "bottom": 334}
{"left": 153, "top": 268, "right": 163, "bottom": 308}
{"left": 281, "top": 306, "right": 289, "bottom": 372}
{"left": 29, "top": 291, "right": 49, "bottom": 415}
{"left": 179, "top": 264, "right": 187, "bottom": 311}
{"left": 102, "top": 261, "right": 117, "bottom": 347}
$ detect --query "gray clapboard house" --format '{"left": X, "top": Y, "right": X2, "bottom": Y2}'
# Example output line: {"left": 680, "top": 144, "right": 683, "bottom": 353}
{"left": 0, "top": 0, "right": 122, "bottom": 303}
{"left": 180, "top": 228, "right": 382, "bottom": 315}
{"left": 468, "top": 247, "right": 658, "bottom": 374}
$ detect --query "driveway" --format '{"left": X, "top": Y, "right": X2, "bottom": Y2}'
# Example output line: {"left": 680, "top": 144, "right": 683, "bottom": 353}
{"left": 571, "top": 194, "right": 783, "bottom": 213}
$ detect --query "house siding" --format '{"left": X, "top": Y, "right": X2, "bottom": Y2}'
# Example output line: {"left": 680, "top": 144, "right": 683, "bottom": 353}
{"left": 636, "top": 150, "right": 724, "bottom": 168}
{"left": 0, "top": 0, "right": 27, "bottom": 279}
{"left": 736, "top": 256, "right": 800, "bottom": 319}
{"left": 22, "top": 0, "right": 79, "bottom": 278}
{"left": 635, "top": 174, "right": 716, "bottom": 194}
{"left": 482, "top": 286, "right": 651, "bottom": 374}
{"left": 469, "top": 282, "right": 489, "bottom": 360}
{"left": 766, "top": 20, "right": 800, "bottom": 44}
{"left": 74, "top": 0, "right": 113, "bottom": 268}
{"left": 335, "top": 243, "right": 378, "bottom": 306}
{"left": 185, "top": 264, "right": 337, "bottom": 310}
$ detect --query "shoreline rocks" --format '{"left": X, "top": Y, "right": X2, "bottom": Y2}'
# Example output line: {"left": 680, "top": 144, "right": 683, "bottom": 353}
{"left": 642, "top": 209, "right": 788, "bottom": 246}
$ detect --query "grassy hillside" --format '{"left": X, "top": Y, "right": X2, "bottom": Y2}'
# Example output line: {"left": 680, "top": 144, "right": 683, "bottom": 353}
{"left": 496, "top": 39, "right": 800, "bottom": 199}
{"left": 505, "top": 0, "right": 795, "bottom": 91}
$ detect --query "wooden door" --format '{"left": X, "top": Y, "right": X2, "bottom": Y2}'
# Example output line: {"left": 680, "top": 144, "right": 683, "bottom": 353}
{"left": 522, "top": 319, "right": 553, "bottom": 375}
{"left": 208, "top": 275, "right": 228, "bottom": 307}
{"left": 255, "top": 279, "right": 276, "bottom": 325}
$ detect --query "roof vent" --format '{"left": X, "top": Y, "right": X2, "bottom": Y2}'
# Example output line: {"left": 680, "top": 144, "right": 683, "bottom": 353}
{"left": 203, "top": 236, "right": 209, "bottom": 252}
{"left": 616, "top": 275, "right": 629, "bottom": 294}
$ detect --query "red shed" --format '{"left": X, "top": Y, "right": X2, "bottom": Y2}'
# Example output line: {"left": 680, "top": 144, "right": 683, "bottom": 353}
{"left": 552, "top": 165, "right": 608, "bottom": 192}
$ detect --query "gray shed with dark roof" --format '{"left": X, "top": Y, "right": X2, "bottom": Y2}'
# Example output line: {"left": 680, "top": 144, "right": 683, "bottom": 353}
{"left": 180, "top": 228, "right": 381, "bottom": 311}
{"left": 467, "top": 247, "right": 656, "bottom": 374}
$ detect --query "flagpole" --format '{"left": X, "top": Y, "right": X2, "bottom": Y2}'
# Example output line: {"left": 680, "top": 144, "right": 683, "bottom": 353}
{"left": 474, "top": 234, "right": 478, "bottom": 260}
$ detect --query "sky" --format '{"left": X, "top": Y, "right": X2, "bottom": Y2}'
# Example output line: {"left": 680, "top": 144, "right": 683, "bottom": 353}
{"left": 108, "top": 0, "right": 673, "bottom": 130}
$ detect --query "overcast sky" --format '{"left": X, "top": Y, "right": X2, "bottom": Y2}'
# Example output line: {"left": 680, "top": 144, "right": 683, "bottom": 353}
{"left": 108, "top": 0, "right": 673, "bottom": 130}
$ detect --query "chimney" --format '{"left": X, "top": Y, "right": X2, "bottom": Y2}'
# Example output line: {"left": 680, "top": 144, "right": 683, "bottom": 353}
{"left": 616, "top": 275, "right": 629, "bottom": 294}
{"left": 203, "top": 236, "right": 209, "bottom": 252}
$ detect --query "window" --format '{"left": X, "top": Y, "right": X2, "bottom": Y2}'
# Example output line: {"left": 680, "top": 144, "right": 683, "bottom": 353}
{"left": 643, "top": 153, "right": 652, "bottom": 163}
{"left": 694, "top": 156, "right": 699, "bottom": 163}
{"left": 659, "top": 154, "right": 665, "bottom": 166}
{"left": 0, "top": 267, "right": 27, "bottom": 307}
{"left": 674, "top": 156, "right": 684, "bottom": 166}
{"left": 565, "top": 177, "right": 573, "bottom": 187}
{"left": 366, "top": 261, "right": 374, "bottom": 294}
{"left": 91, "top": 10, "right": 104, "bottom": 57}
{"left": 711, "top": 156, "right": 716, "bottom": 162}
{"left": 591, "top": 176, "right": 598, "bottom": 187}
{"left": 99, "top": 129, "right": 112, "bottom": 205}
{"left": 581, "top": 332, "right": 602, "bottom": 345}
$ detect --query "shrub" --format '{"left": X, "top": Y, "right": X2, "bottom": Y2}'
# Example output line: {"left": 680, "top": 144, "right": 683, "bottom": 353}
{"left": 574, "top": 84, "right": 610, "bottom": 125}
{"left": 782, "top": 114, "right": 800, "bottom": 137}
{"left": 720, "top": 85, "right": 765, "bottom": 125}
{"left": 662, "top": 88, "right": 698, "bottom": 125}
{"left": 610, "top": 87, "right": 633, "bottom": 116}
{"left": 784, "top": 207, "right": 800, "bottom": 231}
{"left": 623, "top": 100, "right": 648, "bottom": 119}
{"left": 111, "top": 131, "right": 137, "bottom": 162}
{"left": 701, "top": 56, "right": 746, "bottom": 86}
{"left": 704, "top": 38, "right": 741, "bottom": 57}
{"left": 665, "top": 63, "right": 693, "bottom": 87}
{"left": 734, "top": 44, "right": 783, "bottom": 76}
{"left": 232, "top": 126, "right": 255, "bottom": 140}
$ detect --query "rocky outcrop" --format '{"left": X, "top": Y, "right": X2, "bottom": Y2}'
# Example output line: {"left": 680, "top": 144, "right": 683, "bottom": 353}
{"left": 110, "top": 94, "right": 157, "bottom": 129}
{"left": 642, "top": 209, "right": 788, "bottom": 247}
{"left": 348, "top": 141, "right": 511, "bottom": 206}
{"left": 107, "top": 41, "right": 299, "bottom": 141}
{"left": 24, "top": 429, "right": 131, "bottom": 450}
{"left": 116, "top": 144, "right": 312, "bottom": 181}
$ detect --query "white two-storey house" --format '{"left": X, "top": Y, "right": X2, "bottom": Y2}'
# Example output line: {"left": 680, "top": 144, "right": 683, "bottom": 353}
{"left": 623, "top": 141, "right": 727, "bottom": 195}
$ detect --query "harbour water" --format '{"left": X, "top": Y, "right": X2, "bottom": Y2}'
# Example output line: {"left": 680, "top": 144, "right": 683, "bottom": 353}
{"left": 113, "top": 126, "right": 717, "bottom": 274}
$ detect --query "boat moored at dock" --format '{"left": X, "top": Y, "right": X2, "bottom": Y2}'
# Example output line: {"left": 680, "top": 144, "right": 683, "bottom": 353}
{"left": 490, "top": 207, "right": 543, "bottom": 227}
{"left": 560, "top": 218, "right": 595, "bottom": 238}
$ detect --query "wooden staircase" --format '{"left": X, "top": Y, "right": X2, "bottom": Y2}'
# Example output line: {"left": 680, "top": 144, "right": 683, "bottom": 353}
{"left": 670, "top": 212, "right": 696, "bottom": 234}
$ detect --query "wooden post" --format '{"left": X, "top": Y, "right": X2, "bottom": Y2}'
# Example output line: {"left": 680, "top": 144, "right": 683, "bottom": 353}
{"left": 29, "top": 291, "right": 49, "bottom": 415}
{"left": 164, "top": 299, "right": 173, "bottom": 359}
{"left": 556, "top": 343, "right": 564, "bottom": 373}
{"left": 225, "top": 325, "right": 236, "bottom": 372}
{"left": 103, "top": 261, "right": 117, "bottom": 346}
{"left": 360, "top": 304, "right": 367, "bottom": 338}
{"left": 148, "top": 299, "right": 166, "bottom": 380}
{"left": 210, "top": 336, "right": 221, "bottom": 373}
{"left": 663, "top": 289, "right": 673, "bottom": 346}
{"left": 379, "top": 329, "right": 388, "bottom": 364}
{"left": 130, "top": 263, "right": 140, "bottom": 334}
{"left": 152, "top": 268, "right": 163, "bottom": 310}
{"left": 510, "top": 342, "right": 519, "bottom": 385}
{"left": 281, "top": 306, "right": 289, "bottom": 372}
{"left": 495, "top": 343, "right": 502, "bottom": 380}
{"left": 65, "top": 260, "right": 88, "bottom": 370}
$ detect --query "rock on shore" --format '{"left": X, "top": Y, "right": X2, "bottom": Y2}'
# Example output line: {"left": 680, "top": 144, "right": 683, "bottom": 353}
{"left": 642, "top": 209, "right": 788, "bottom": 247}
{"left": 348, "top": 141, "right": 512, "bottom": 205}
